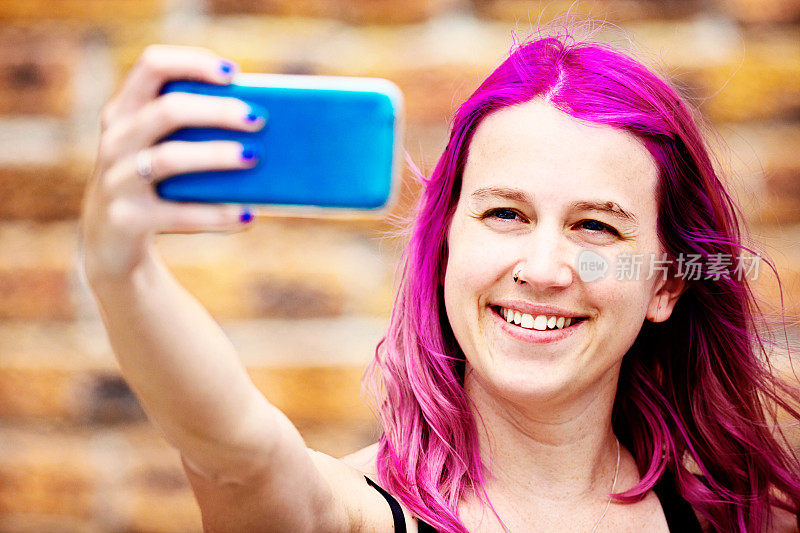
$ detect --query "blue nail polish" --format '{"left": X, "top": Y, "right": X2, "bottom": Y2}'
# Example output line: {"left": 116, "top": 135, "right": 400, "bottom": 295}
{"left": 220, "top": 60, "right": 234, "bottom": 75}
{"left": 240, "top": 209, "right": 253, "bottom": 223}
{"left": 241, "top": 147, "right": 257, "bottom": 161}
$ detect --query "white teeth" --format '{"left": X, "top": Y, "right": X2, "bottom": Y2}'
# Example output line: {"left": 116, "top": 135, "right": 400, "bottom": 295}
{"left": 498, "top": 307, "right": 582, "bottom": 331}
{"left": 520, "top": 313, "right": 534, "bottom": 328}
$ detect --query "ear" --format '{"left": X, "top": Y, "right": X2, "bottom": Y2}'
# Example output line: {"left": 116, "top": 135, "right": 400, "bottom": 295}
{"left": 646, "top": 274, "right": 687, "bottom": 323}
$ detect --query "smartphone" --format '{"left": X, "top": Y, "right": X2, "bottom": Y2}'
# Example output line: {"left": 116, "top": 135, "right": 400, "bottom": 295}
{"left": 156, "top": 74, "right": 404, "bottom": 215}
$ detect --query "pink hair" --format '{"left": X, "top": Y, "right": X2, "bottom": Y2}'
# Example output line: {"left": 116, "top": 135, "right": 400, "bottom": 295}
{"left": 362, "top": 22, "right": 800, "bottom": 533}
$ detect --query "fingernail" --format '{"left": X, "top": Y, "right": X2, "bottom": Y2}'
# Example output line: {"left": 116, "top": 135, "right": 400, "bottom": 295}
{"left": 241, "top": 146, "right": 258, "bottom": 162}
{"left": 245, "top": 108, "right": 268, "bottom": 125}
{"left": 240, "top": 208, "right": 253, "bottom": 223}
{"left": 219, "top": 60, "right": 235, "bottom": 76}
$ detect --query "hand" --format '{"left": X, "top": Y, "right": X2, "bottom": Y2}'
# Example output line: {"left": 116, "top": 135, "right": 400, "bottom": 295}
{"left": 79, "top": 44, "right": 266, "bottom": 282}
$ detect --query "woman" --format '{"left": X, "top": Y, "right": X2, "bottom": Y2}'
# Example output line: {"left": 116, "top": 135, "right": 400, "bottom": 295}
{"left": 80, "top": 24, "right": 800, "bottom": 532}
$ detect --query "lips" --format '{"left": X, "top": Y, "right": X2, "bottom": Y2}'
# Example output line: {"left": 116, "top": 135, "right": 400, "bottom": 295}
{"left": 489, "top": 305, "right": 588, "bottom": 344}
{"left": 491, "top": 306, "right": 588, "bottom": 331}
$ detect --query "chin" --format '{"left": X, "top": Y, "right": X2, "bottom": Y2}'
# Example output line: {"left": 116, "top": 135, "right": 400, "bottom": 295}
{"left": 470, "top": 356, "right": 577, "bottom": 404}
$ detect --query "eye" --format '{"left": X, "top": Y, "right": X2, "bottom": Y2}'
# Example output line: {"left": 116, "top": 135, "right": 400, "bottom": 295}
{"left": 483, "top": 207, "right": 524, "bottom": 221}
{"left": 577, "top": 219, "right": 618, "bottom": 235}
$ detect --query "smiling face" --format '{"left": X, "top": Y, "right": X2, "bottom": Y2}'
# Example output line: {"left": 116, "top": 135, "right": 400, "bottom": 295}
{"left": 443, "top": 98, "right": 684, "bottom": 406}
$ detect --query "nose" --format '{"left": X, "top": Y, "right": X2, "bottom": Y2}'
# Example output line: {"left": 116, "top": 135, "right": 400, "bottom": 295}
{"left": 513, "top": 224, "right": 574, "bottom": 289}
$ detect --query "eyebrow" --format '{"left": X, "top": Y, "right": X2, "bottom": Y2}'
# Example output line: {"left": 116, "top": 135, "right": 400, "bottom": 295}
{"left": 469, "top": 186, "right": 639, "bottom": 226}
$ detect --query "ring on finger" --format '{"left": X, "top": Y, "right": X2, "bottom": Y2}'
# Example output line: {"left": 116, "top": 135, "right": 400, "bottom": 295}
{"left": 136, "top": 149, "right": 154, "bottom": 183}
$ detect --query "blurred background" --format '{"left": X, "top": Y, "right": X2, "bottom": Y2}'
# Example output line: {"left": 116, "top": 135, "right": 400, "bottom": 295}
{"left": 0, "top": 0, "right": 798, "bottom": 531}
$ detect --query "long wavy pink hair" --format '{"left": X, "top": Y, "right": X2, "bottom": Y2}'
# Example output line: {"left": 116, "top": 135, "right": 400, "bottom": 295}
{"left": 362, "top": 22, "right": 800, "bottom": 533}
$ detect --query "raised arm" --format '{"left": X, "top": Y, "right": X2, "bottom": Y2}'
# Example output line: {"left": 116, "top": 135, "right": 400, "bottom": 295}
{"left": 79, "top": 45, "right": 367, "bottom": 531}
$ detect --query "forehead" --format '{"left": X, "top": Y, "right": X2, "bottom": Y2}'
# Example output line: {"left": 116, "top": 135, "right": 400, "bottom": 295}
{"left": 462, "top": 99, "right": 659, "bottom": 214}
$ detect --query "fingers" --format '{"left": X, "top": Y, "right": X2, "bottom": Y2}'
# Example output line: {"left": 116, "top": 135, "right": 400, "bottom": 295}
{"left": 83, "top": 44, "right": 256, "bottom": 277}
{"left": 106, "top": 44, "right": 237, "bottom": 124}
{"left": 105, "top": 140, "right": 260, "bottom": 197}
{"left": 103, "top": 194, "right": 253, "bottom": 240}
{"left": 152, "top": 201, "right": 253, "bottom": 235}
{"left": 102, "top": 93, "right": 266, "bottom": 162}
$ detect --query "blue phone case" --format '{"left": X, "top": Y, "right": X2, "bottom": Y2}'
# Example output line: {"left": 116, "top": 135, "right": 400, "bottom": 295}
{"left": 156, "top": 74, "right": 403, "bottom": 211}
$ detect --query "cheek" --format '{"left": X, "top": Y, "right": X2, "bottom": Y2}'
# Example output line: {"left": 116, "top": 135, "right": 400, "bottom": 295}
{"left": 444, "top": 227, "right": 502, "bottom": 292}
{"left": 597, "top": 241, "right": 664, "bottom": 311}
{"left": 590, "top": 276, "right": 652, "bottom": 320}
{"left": 443, "top": 246, "right": 490, "bottom": 311}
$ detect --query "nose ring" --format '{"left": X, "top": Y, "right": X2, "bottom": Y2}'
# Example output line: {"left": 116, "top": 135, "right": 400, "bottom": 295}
{"left": 513, "top": 267, "right": 524, "bottom": 284}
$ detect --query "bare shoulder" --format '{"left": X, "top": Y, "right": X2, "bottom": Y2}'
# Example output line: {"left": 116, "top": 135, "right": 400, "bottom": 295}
{"left": 308, "top": 442, "right": 418, "bottom": 532}
{"left": 339, "top": 441, "right": 380, "bottom": 475}
{"left": 331, "top": 442, "right": 421, "bottom": 532}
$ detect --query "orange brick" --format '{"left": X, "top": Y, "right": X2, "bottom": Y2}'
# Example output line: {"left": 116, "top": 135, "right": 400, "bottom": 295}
{"left": 0, "top": 221, "right": 77, "bottom": 273}
{"left": 0, "top": 27, "right": 79, "bottom": 117}
{"left": 763, "top": 167, "right": 800, "bottom": 224}
{"left": 710, "top": 0, "right": 800, "bottom": 23}
{"left": 209, "top": 0, "right": 327, "bottom": 17}
{"left": 333, "top": 0, "right": 454, "bottom": 25}
{"left": 0, "top": 268, "right": 73, "bottom": 320}
{"left": 249, "top": 365, "right": 375, "bottom": 424}
{"left": 0, "top": 322, "right": 146, "bottom": 423}
{"left": 382, "top": 65, "right": 484, "bottom": 124}
{"left": 174, "top": 17, "right": 508, "bottom": 124}
{"left": 696, "top": 31, "right": 800, "bottom": 121}
{"left": 161, "top": 243, "right": 351, "bottom": 320}
{"left": 0, "top": 367, "right": 77, "bottom": 420}
{"left": 0, "top": 366, "right": 147, "bottom": 424}
{"left": 295, "top": 418, "right": 380, "bottom": 457}
{"left": 717, "top": 123, "right": 800, "bottom": 225}
{"left": 0, "top": 433, "right": 95, "bottom": 518}
{"left": 167, "top": 263, "right": 252, "bottom": 320}
{"left": 106, "top": 21, "right": 168, "bottom": 85}
{"left": 0, "top": 0, "right": 163, "bottom": 20}
{"left": 748, "top": 225, "right": 800, "bottom": 320}
{"left": 0, "top": 514, "right": 100, "bottom": 532}
{"left": 0, "top": 314, "right": 386, "bottom": 426}
{"left": 0, "top": 163, "right": 88, "bottom": 221}
{"left": 80, "top": 373, "right": 148, "bottom": 424}
{"left": 122, "top": 436, "right": 202, "bottom": 532}
{"left": 157, "top": 219, "right": 395, "bottom": 319}
{"left": 472, "top": 0, "right": 702, "bottom": 22}
{"left": 251, "top": 276, "right": 347, "bottom": 318}
{"left": 0, "top": 319, "right": 115, "bottom": 374}
{"left": 127, "top": 490, "right": 202, "bottom": 532}
{"left": 208, "top": 0, "right": 451, "bottom": 24}
{"left": 0, "top": 425, "right": 193, "bottom": 530}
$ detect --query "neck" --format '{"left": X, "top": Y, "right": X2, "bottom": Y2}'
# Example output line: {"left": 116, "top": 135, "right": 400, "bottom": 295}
{"left": 464, "top": 364, "right": 622, "bottom": 503}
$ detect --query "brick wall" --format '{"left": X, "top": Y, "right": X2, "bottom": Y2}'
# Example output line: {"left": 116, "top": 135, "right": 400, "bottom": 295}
{"left": 0, "top": 0, "right": 798, "bottom": 530}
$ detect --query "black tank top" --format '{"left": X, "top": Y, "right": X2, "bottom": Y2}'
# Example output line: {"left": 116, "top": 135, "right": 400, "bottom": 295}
{"left": 364, "top": 473, "right": 705, "bottom": 532}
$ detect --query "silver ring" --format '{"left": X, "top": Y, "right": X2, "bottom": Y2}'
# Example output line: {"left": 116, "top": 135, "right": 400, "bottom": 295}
{"left": 136, "top": 149, "right": 154, "bottom": 182}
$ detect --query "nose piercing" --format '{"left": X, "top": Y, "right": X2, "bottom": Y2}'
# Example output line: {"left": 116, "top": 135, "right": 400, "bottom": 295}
{"left": 513, "top": 267, "right": 524, "bottom": 284}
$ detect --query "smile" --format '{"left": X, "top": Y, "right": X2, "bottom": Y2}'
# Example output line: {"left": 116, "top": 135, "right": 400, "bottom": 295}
{"left": 490, "top": 306, "right": 588, "bottom": 344}
{"left": 494, "top": 306, "right": 588, "bottom": 331}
